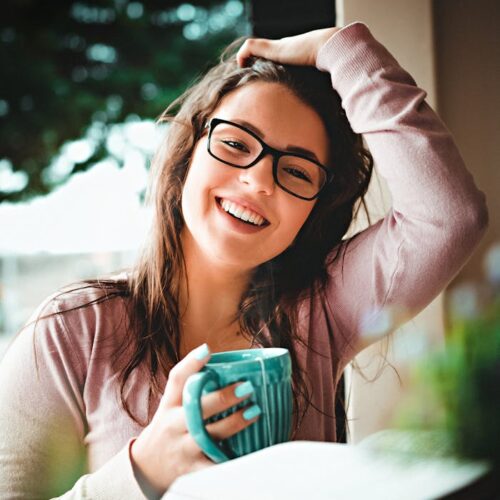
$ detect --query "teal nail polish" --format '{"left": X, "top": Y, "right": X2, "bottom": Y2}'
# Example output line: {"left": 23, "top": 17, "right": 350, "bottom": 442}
{"left": 243, "top": 404, "right": 261, "bottom": 421}
{"left": 193, "top": 343, "right": 210, "bottom": 360}
{"left": 234, "top": 381, "right": 254, "bottom": 398}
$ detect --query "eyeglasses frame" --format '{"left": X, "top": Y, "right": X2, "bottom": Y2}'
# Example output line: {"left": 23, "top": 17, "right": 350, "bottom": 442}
{"left": 205, "top": 118, "right": 333, "bottom": 201}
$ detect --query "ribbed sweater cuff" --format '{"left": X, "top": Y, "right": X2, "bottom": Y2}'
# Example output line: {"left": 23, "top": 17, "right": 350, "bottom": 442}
{"left": 316, "top": 21, "right": 400, "bottom": 93}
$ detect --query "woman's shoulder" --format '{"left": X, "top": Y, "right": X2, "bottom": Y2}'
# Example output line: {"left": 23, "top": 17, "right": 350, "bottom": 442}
{"left": 30, "top": 272, "right": 133, "bottom": 351}
{"left": 50, "top": 273, "right": 131, "bottom": 313}
{"left": 0, "top": 274, "right": 135, "bottom": 405}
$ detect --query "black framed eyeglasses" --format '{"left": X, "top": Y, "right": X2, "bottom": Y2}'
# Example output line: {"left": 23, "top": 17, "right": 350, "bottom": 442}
{"left": 205, "top": 118, "right": 333, "bottom": 201}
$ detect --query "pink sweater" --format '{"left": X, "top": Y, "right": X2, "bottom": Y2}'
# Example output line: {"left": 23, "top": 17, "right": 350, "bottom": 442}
{"left": 0, "top": 23, "right": 488, "bottom": 498}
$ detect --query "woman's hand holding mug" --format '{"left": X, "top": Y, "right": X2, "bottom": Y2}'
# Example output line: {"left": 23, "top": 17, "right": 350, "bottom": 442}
{"left": 183, "top": 348, "right": 292, "bottom": 464}
{"left": 130, "top": 344, "right": 260, "bottom": 495}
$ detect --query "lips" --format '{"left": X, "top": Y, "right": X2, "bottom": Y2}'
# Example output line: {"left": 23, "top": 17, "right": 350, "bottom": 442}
{"left": 215, "top": 197, "right": 270, "bottom": 227}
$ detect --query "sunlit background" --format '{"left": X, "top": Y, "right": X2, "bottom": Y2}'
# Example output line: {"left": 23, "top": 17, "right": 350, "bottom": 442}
{"left": 0, "top": 0, "right": 250, "bottom": 342}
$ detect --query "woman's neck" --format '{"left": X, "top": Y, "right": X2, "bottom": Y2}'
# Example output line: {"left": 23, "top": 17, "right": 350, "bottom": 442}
{"left": 178, "top": 231, "right": 253, "bottom": 354}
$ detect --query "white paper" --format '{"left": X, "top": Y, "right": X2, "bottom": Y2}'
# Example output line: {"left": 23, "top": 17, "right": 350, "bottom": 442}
{"left": 164, "top": 437, "right": 490, "bottom": 500}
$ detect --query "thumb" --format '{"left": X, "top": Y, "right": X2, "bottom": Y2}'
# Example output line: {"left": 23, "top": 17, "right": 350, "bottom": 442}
{"left": 162, "top": 343, "right": 212, "bottom": 408}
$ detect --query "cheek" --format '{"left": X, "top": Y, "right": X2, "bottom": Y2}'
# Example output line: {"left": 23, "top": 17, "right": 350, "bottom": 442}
{"left": 276, "top": 203, "right": 314, "bottom": 248}
{"left": 181, "top": 154, "right": 206, "bottom": 225}
{"left": 181, "top": 146, "right": 233, "bottom": 224}
{"left": 185, "top": 143, "right": 230, "bottom": 193}
{"left": 182, "top": 149, "right": 210, "bottom": 207}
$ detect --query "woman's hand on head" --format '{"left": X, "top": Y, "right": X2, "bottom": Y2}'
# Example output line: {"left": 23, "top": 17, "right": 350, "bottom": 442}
{"left": 130, "top": 344, "right": 260, "bottom": 496}
{"left": 236, "top": 27, "right": 341, "bottom": 68}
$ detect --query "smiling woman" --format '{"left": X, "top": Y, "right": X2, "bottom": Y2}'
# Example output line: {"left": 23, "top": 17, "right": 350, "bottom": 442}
{"left": 0, "top": 22, "right": 488, "bottom": 498}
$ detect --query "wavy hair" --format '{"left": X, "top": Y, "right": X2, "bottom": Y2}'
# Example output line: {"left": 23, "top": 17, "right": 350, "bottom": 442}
{"left": 118, "top": 40, "right": 374, "bottom": 436}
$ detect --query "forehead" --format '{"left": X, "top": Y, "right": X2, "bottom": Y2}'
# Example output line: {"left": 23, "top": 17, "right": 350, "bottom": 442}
{"left": 211, "top": 82, "right": 329, "bottom": 164}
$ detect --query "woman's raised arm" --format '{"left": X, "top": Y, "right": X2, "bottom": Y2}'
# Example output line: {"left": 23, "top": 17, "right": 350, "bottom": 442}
{"left": 239, "top": 23, "right": 488, "bottom": 356}
{"left": 317, "top": 23, "right": 487, "bottom": 354}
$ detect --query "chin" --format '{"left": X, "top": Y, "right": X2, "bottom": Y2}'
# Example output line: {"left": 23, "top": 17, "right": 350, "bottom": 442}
{"left": 211, "top": 249, "right": 264, "bottom": 271}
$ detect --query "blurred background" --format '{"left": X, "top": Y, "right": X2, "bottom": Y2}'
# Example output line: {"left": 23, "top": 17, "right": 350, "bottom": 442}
{"left": 0, "top": 0, "right": 252, "bottom": 339}
{"left": 0, "top": 0, "right": 498, "bottom": 444}
{"left": 0, "top": 0, "right": 337, "bottom": 340}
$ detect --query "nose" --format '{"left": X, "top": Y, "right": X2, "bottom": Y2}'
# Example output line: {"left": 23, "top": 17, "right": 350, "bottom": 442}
{"left": 238, "top": 154, "right": 275, "bottom": 195}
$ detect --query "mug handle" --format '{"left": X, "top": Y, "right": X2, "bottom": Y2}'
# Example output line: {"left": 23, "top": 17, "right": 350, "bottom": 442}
{"left": 182, "top": 370, "right": 237, "bottom": 463}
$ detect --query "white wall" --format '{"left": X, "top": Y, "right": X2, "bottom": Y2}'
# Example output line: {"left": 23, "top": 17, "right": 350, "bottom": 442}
{"left": 336, "top": 0, "right": 444, "bottom": 443}
{"left": 434, "top": 0, "right": 500, "bottom": 286}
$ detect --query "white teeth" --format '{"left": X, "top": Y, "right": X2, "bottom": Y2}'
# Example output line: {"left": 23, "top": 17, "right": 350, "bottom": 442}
{"left": 240, "top": 209, "right": 252, "bottom": 221}
{"left": 219, "top": 199, "right": 266, "bottom": 226}
{"left": 232, "top": 204, "right": 243, "bottom": 218}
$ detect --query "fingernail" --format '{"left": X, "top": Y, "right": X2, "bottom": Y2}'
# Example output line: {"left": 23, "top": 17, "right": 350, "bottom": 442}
{"left": 193, "top": 343, "right": 210, "bottom": 360}
{"left": 234, "top": 381, "right": 254, "bottom": 398}
{"left": 243, "top": 404, "right": 261, "bottom": 421}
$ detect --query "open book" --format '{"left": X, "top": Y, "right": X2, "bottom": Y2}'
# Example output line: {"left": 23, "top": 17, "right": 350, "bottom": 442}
{"left": 164, "top": 430, "right": 493, "bottom": 500}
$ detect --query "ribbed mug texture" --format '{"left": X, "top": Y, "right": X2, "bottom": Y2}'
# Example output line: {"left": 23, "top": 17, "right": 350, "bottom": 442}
{"left": 203, "top": 348, "right": 292, "bottom": 457}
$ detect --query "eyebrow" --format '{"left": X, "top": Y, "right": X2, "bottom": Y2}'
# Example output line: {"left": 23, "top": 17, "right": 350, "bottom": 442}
{"left": 234, "top": 119, "right": 322, "bottom": 163}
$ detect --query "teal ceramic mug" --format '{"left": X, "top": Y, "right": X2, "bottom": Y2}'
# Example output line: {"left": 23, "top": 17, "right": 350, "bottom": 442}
{"left": 182, "top": 348, "right": 292, "bottom": 463}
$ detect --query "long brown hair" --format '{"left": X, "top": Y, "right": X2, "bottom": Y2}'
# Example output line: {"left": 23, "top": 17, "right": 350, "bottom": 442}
{"left": 36, "top": 41, "right": 373, "bottom": 438}
{"left": 118, "top": 41, "right": 373, "bottom": 435}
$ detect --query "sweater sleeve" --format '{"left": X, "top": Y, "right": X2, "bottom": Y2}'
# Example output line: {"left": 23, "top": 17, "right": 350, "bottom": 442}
{"left": 315, "top": 23, "right": 488, "bottom": 354}
{"left": 0, "top": 295, "right": 146, "bottom": 499}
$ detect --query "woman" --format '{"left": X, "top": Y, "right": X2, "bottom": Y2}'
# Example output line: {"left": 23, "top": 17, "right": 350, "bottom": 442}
{"left": 0, "top": 22, "right": 488, "bottom": 498}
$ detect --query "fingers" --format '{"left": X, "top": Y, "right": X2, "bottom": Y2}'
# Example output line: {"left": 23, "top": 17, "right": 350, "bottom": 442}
{"left": 200, "top": 381, "right": 255, "bottom": 420}
{"left": 236, "top": 36, "right": 314, "bottom": 68}
{"left": 205, "top": 403, "right": 261, "bottom": 441}
{"left": 236, "top": 27, "right": 341, "bottom": 68}
{"left": 182, "top": 402, "right": 261, "bottom": 459}
{"left": 162, "top": 343, "right": 211, "bottom": 408}
{"left": 164, "top": 381, "right": 255, "bottom": 435}
{"left": 236, "top": 38, "right": 276, "bottom": 67}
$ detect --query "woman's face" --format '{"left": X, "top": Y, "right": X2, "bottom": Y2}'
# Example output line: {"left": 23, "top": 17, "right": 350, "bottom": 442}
{"left": 181, "top": 81, "right": 329, "bottom": 273}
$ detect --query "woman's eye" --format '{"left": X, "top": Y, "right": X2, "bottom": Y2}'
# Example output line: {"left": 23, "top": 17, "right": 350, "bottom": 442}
{"left": 221, "top": 139, "right": 249, "bottom": 153}
{"left": 284, "top": 167, "right": 312, "bottom": 183}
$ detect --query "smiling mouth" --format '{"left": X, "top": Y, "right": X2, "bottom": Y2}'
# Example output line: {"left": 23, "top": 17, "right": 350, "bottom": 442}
{"left": 216, "top": 197, "right": 270, "bottom": 227}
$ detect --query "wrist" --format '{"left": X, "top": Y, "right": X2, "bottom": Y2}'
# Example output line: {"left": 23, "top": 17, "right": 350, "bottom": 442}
{"left": 130, "top": 438, "right": 165, "bottom": 499}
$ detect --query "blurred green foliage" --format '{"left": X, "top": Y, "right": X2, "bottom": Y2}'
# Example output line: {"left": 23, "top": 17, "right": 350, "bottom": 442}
{"left": 0, "top": 0, "right": 249, "bottom": 202}
{"left": 433, "top": 297, "right": 500, "bottom": 465}
{"left": 397, "top": 289, "right": 500, "bottom": 466}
